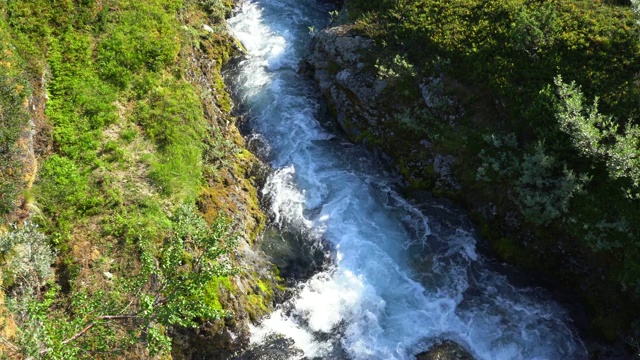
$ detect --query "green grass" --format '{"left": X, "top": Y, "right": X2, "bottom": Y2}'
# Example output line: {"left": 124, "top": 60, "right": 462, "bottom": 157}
{"left": 0, "top": 15, "right": 30, "bottom": 218}
{"left": 2, "top": 0, "right": 216, "bottom": 246}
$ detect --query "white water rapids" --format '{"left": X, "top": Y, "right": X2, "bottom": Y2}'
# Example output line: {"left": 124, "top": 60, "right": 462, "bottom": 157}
{"left": 226, "top": 0, "right": 588, "bottom": 359}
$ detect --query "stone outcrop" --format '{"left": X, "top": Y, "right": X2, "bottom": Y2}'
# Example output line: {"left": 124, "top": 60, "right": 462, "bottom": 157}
{"left": 306, "top": 25, "right": 387, "bottom": 137}
{"left": 305, "top": 24, "right": 460, "bottom": 193}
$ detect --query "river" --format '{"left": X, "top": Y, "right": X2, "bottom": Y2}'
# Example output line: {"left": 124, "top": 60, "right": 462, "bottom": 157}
{"left": 226, "top": 0, "right": 587, "bottom": 358}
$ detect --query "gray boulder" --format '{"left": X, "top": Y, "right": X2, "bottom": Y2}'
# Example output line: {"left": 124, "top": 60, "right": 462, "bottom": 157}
{"left": 306, "top": 25, "right": 388, "bottom": 135}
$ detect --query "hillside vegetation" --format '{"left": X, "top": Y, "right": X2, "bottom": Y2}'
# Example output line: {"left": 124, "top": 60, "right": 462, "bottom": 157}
{"left": 0, "top": 0, "right": 272, "bottom": 358}
{"left": 339, "top": 0, "right": 640, "bottom": 346}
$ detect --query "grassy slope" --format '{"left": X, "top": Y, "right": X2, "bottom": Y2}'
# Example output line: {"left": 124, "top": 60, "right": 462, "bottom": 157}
{"left": 0, "top": 0, "right": 272, "bottom": 358}
{"left": 0, "top": 12, "right": 31, "bottom": 225}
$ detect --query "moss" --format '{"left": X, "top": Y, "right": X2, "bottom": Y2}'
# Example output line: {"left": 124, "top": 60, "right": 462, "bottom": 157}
{"left": 256, "top": 279, "right": 269, "bottom": 294}
{"left": 354, "top": 129, "right": 383, "bottom": 147}
{"left": 236, "top": 148, "right": 253, "bottom": 162}
{"left": 213, "top": 73, "right": 232, "bottom": 114}
{"left": 203, "top": 276, "right": 235, "bottom": 312}
{"left": 253, "top": 275, "right": 279, "bottom": 299}
{"left": 245, "top": 186, "right": 266, "bottom": 244}
{"left": 215, "top": 275, "right": 234, "bottom": 291}
{"left": 245, "top": 294, "right": 269, "bottom": 321}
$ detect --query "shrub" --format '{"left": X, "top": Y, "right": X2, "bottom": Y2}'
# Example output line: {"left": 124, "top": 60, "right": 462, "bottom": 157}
{"left": 514, "top": 142, "right": 588, "bottom": 225}
{"left": 477, "top": 134, "right": 588, "bottom": 225}
{"left": 8, "top": 204, "right": 236, "bottom": 357}
{"left": 554, "top": 76, "right": 640, "bottom": 197}
{"left": 0, "top": 223, "right": 56, "bottom": 295}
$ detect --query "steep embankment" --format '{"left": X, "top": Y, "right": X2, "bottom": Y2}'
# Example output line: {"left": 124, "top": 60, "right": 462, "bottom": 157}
{"left": 306, "top": 0, "right": 640, "bottom": 356}
{"left": 0, "top": 1, "right": 279, "bottom": 358}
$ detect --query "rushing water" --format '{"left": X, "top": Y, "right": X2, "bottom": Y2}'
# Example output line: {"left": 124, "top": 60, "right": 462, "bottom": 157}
{"left": 226, "top": 1, "right": 588, "bottom": 359}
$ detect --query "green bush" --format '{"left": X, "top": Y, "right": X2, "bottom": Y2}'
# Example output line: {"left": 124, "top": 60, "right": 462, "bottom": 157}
{"left": 38, "top": 155, "right": 89, "bottom": 207}
{"left": 477, "top": 134, "right": 588, "bottom": 225}
{"left": 514, "top": 142, "right": 588, "bottom": 225}
{"left": 97, "top": 1, "right": 181, "bottom": 88}
{"left": 554, "top": 76, "right": 640, "bottom": 197}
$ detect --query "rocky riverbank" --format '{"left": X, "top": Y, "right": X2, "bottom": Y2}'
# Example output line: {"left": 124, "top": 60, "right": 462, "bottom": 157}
{"left": 304, "top": 18, "right": 638, "bottom": 359}
{"left": 170, "top": 5, "right": 284, "bottom": 358}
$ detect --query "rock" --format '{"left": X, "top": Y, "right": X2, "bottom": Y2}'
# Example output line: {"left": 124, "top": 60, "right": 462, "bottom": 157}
{"left": 415, "top": 340, "right": 474, "bottom": 360}
{"left": 231, "top": 334, "right": 305, "bottom": 360}
{"left": 173, "top": 324, "right": 248, "bottom": 360}
{"left": 433, "top": 154, "right": 460, "bottom": 190}
{"left": 306, "top": 24, "right": 462, "bottom": 194}
{"left": 306, "top": 24, "right": 388, "bottom": 135}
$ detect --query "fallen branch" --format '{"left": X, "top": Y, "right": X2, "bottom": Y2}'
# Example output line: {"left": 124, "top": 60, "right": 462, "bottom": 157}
{"left": 0, "top": 335, "right": 20, "bottom": 353}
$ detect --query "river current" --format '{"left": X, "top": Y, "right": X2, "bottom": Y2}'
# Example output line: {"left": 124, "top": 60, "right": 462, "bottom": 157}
{"left": 226, "top": 0, "right": 588, "bottom": 359}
